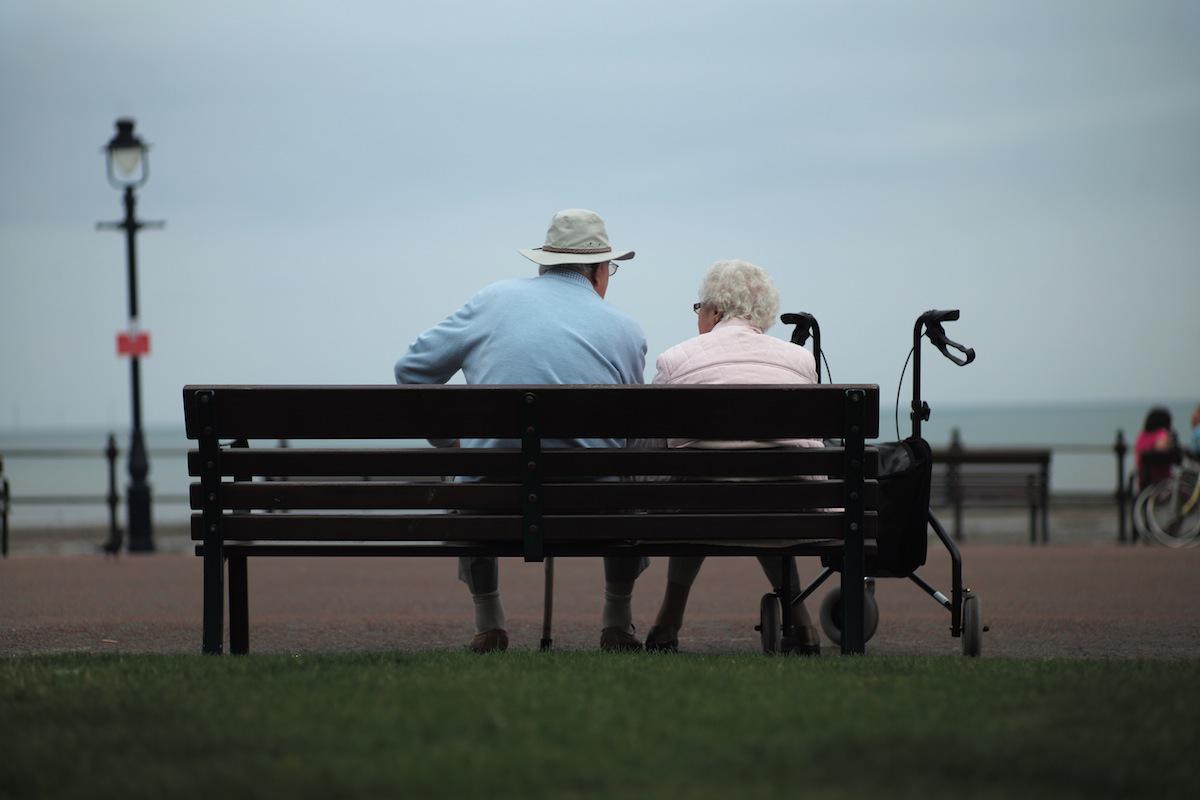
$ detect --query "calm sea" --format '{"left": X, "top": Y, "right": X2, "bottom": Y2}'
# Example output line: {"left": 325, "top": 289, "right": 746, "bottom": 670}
{"left": 1, "top": 399, "right": 1195, "bottom": 527}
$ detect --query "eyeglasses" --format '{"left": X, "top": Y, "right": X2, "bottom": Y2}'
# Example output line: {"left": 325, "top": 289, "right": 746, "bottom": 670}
{"left": 692, "top": 302, "right": 704, "bottom": 314}
{"left": 607, "top": 263, "right": 619, "bottom": 277}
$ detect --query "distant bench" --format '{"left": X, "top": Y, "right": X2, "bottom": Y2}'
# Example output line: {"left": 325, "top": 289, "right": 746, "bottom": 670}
{"left": 931, "top": 445, "right": 1051, "bottom": 544}
{"left": 184, "top": 384, "right": 880, "bottom": 656}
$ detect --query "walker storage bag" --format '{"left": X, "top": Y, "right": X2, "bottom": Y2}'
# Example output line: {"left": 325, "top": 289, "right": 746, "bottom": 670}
{"left": 822, "top": 436, "right": 933, "bottom": 577}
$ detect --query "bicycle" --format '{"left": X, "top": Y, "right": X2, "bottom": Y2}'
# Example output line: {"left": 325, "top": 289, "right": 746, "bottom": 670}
{"left": 1133, "top": 452, "right": 1200, "bottom": 547}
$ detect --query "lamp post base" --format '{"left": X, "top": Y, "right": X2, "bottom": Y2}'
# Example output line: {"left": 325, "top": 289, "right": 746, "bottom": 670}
{"left": 126, "top": 483, "right": 155, "bottom": 552}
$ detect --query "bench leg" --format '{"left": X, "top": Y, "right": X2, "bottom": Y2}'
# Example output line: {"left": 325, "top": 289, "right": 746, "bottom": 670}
{"left": 841, "top": 388, "right": 866, "bottom": 655}
{"left": 1041, "top": 467, "right": 1050, "bottom": 544}
{"left": 840, "top": 558, "right": 865, "bottom": 654}
{"left": 229, "top": 554, "right": 249, "bottom": 655}
{"left": 202, "top": 544, "right": 224, "bottom": 655}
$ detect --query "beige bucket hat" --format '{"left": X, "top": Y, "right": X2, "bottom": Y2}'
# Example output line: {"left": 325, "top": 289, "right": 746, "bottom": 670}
{"left": 519, "top": 208, "right": 636, "bottom": 266}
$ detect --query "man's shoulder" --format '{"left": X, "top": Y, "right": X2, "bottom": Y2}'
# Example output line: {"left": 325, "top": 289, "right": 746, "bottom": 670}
{"left": 474, "top": 277, "right": 535, "bottom": 299}
{"left": 599, "top": 302, "right": 645, "bottom": 338}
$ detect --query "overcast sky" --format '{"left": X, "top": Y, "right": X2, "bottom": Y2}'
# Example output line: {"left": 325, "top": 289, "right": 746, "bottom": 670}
{"left": 1, "top": 0, "right": 1197, "bottom": 431}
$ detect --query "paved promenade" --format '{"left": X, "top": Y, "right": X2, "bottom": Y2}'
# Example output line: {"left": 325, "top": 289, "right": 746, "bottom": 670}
{"left": 2, "top": 543, "right": 1198, "bottom": 658}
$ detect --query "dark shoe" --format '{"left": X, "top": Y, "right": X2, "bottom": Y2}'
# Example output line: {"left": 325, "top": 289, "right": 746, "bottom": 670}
{"left": 469, "top": 629, "right": 509, "bottom": 653}
{"left": 782, "top": 627, "right": 821, "bottom": 656}
{"left": 600, "top": 626, "right": 643, "bottom": 652}
{"left": 644, "top": 625, "right": 679, "bottom": 653}
{"left": 783, "top": 640, "right": 821, "bottom": 656}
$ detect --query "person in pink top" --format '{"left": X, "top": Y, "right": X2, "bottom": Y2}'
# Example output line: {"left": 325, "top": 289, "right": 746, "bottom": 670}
{"left": 1135, "top": 407, "right": 1176, "bottom": 487}
{"left": 644, "top": 259, "right": 823, "bottom": 654}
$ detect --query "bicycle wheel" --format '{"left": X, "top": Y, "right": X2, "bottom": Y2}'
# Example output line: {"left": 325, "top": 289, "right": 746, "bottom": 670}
{"left": 1145, "top": 474, "right": 1200, "bottom": 548}
{"left": 1132, "top": 484, "right": 1155, "bottom": 543}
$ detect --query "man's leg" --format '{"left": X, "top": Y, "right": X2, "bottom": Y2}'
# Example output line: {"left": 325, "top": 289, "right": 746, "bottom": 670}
{"left": 458, "top": 555, "right": 508, "bottom": 652}
{"left": 600, "top": 555, "right": 649, "bottom": 651}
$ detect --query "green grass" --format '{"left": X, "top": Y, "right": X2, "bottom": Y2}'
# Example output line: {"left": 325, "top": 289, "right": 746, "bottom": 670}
{"left": 1, "top": 653, "right": 1197, "bottom": 799}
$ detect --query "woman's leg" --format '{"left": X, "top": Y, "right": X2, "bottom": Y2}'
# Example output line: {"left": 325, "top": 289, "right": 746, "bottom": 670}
{"left": 649, "top": 555, "right": 706, "bottom": 639}
{"left": 755, "top": 555, "right": 820, "bottom": 647}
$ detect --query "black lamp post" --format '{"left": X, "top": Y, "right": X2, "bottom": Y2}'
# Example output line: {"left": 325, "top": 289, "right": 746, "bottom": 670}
{"left": 98, "top": 118, "right": 164, "bottom": 552}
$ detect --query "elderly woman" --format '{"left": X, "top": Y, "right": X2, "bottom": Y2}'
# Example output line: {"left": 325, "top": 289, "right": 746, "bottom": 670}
{"left": 644, "top": 259, "right": 822, "bottom": 654}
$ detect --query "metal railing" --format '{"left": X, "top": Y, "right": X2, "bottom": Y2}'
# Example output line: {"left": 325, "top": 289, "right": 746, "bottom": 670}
{"left": 0, "top": 433, "right": 189, "bottom": 555}
{"left": 0, "top": 428, "right": 1151, "bottom": 556}
{"left": 934, "top": 429, "right": 1134, "bottom": 544}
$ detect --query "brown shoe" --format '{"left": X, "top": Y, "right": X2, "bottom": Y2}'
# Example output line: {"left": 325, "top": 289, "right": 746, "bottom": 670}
{"left": 469, "top": 629, "right": 509, "bottom": 653}
{"left": 600, "top": 626, "right": 643, "bottom": 652}
{"left": 644, "top": 625, "right": 679, "bottom": 653}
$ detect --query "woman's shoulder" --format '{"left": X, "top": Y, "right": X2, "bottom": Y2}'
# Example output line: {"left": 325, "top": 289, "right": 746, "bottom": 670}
{"left": 654, "top": 332, "right": 708, "bottom": 376}
{"left": 654, "top": 326, "right": 816, "bottom": 383}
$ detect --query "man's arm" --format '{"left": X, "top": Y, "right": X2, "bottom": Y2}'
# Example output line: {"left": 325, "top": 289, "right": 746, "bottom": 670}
{"left": 394, "top": 295, "right": 482, "bottom": 449}
{"left": 620, "top": 323, "right": 648, "bottom": 386}
{"left": 393, "top": 297, "right": 479, "bottom": 385}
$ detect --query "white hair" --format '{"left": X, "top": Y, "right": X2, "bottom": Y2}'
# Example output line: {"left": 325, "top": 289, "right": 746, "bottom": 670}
{"left": 539, "top": 264, "right": 597, "bottom": 277}
{"left": 698, "top": 259, "right": 780, "bottom": 331}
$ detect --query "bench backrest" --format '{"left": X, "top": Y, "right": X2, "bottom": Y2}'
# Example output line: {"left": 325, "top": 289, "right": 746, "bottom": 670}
{"left": 184, "top": 384, "right": 880, "bottom": 560}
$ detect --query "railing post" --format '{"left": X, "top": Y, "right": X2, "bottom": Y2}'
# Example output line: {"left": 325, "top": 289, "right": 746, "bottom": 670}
{"left": 102, "top": 434, "right": 122, "bottom": 554}
{"left": 1, "top": 454, "right": 9, "bottom": 558}
{"left": 948, "top": 427, "right": 964, "bottom": 542}
{"left": 1115, "top": 430, "right": 1128, "bottom": 544}
{"left": 1041, "top": 457, "right": 1050, "bottom": 544}
{"left": 1026, "top": 474, "right": 1037, "bottom": 545}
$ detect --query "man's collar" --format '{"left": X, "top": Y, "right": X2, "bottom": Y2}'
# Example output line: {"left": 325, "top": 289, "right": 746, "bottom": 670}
{"left": 539, "top": 268, "right": 594, "bottom": 290}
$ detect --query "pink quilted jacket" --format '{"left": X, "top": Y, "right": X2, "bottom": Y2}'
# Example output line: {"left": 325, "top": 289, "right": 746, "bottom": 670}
{"left": 652, "top": 317, "right": 822, "bottom": 450}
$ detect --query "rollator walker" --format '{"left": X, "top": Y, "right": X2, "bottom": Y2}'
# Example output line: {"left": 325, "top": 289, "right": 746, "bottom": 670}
{"left": 758, "top": 309, "right": 982, "bottom": 656}
{"left": 537, "top": 310, "right": 981, "bottom": 656}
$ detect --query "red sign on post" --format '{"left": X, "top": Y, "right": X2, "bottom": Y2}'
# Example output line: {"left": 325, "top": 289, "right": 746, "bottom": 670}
{"left": 117, "top": 331, "right": 150, "bottom": 357}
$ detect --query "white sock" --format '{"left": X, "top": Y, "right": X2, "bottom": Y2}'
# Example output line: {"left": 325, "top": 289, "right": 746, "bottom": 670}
{"left": 472, "top": 591, "right": 505, "bottom": 634}
{"left": 602, "top": 584, "right": 634, "bottom": 633}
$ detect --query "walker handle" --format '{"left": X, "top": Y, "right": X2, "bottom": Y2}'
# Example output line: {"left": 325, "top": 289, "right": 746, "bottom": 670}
{"left": 921, "top": 310, "right": 975, "bottom": 367}
{"left": 781, "top": 312, "right": 817, "bottom": 346}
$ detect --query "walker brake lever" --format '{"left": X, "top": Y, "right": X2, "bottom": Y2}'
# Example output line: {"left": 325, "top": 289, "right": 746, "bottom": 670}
{"left": 781, "top": 312, "right": 816, "bottom": 346}
{"left": 925, "top": 321, "right": 976, "bottom": 367}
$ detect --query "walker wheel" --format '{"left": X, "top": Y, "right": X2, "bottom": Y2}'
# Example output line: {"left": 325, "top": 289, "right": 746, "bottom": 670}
{"left": 962, "top": 592, "right": 983, "bottom": 657}
{"left": 759, "top": 593, "right": 782, "bottom": 654}
{"left": 818, "top": 582, "right": 880, "bottom": 646}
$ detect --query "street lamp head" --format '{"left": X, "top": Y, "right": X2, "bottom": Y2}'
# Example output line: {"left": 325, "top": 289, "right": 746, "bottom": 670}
{"left": 104, "top": 118, "right": 149, "bottom": 189}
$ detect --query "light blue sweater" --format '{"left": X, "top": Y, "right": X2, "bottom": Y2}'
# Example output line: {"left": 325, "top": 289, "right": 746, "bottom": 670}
{"left": 394, "top": 269, "right": 647, "bottom": 449}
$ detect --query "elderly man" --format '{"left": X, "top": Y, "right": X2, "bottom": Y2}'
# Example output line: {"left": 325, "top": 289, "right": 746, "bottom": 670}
{"left": 394, "top": 209, "right": 648, "bottom": 653}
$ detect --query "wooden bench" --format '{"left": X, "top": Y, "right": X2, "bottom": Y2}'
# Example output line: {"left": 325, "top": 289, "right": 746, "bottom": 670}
{"left": 931, "top": 446, "right": 1051, "bottom": 544}
{"left": 184, "top": 384, "right": 880, "bottom": 655}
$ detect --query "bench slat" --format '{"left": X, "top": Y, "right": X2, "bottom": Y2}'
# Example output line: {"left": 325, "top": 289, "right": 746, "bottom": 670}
{"left": 187, "top": 447, "right": 880, "bottom": 478}
{"left": 209, "top": 541, "right": 877, "bottom": 558}
{"left": 190, "top": 479, "right": 878, "bottom": 511}
{"left": 190, "top": 512, "right": 877, "bottom": 541}
{"left": 183, "top": 384, "right": 880, "bottom": 440}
